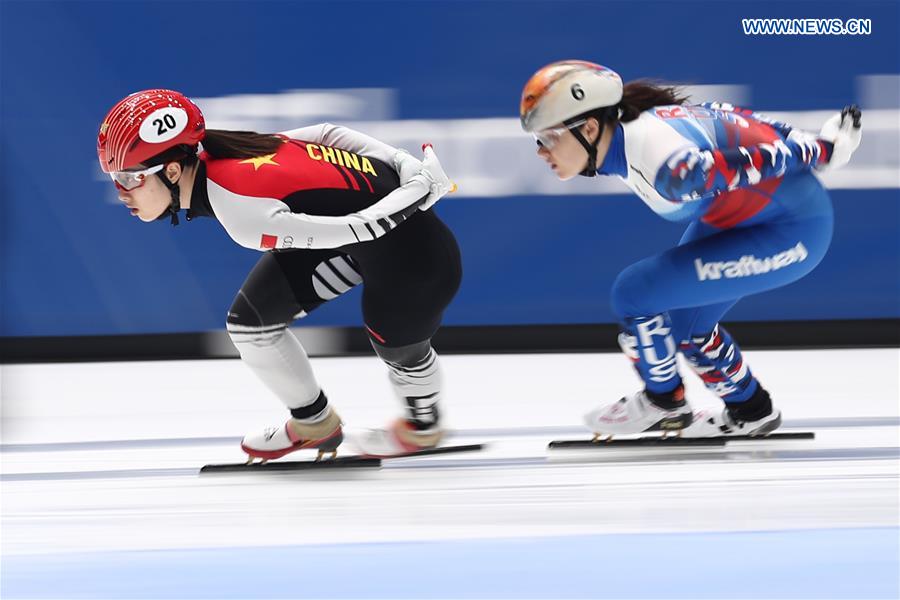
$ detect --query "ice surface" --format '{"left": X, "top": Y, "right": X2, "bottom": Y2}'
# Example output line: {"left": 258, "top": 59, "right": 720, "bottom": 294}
{"left": 2, "top": 349, "right": 898, "bottom": 598}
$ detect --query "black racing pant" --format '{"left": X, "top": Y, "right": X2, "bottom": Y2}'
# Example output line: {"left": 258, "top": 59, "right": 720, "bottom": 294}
{"left": 226, "top": 210, "right": 462, "bottom": 347}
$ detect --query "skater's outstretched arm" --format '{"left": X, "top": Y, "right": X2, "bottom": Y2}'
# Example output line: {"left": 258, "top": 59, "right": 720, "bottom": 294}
{"left": 653, "top": 105, "right": 862, "bottom": 206}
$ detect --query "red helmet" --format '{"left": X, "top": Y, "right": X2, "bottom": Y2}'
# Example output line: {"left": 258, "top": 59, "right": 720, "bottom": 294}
{"left": 97, "top": 89, "right": 205, "bottom": 173}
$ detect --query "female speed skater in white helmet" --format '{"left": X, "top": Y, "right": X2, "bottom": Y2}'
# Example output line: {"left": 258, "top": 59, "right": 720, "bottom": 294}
{"left": 520, "top": 60, "right": 861, "bottom": 439}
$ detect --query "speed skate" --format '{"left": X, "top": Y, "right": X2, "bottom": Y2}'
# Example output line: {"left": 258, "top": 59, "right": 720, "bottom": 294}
{"left": 553, "top": 407, "right": 814, "bottom": 450}
{"left": 200, "top": 442, "right": 487, "bottom": 474}
{"left": 548, "top": 430, "right": 815, "bottom": 450}
{"left": 199, "top": 453, "right": 382, "bottom": 473}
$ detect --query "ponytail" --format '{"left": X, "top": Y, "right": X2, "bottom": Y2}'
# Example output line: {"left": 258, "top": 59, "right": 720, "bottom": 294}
{"left": 617, "top": 80, "right": 689, "bottom": 122}
{"left": 142, "top": 130, "right": 284, "bottom": 170}
{"left": 201, "top": 130, "right": 286, "bottom": 159}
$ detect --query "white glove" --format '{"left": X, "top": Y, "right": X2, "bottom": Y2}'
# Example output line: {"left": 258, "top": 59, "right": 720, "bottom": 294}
{"left": 416, "top": 144, "right": 455, "bottom": 211}
{"left": 392, "top": 149, "right": 423, "bottom": 186}
{"left": 817, "top": 105, "right": 862, "bottom": 171}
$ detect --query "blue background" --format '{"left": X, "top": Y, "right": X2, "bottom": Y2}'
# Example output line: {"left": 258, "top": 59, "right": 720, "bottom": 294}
{"left": 1, "top": 0, "right": 898, "bottom": 337}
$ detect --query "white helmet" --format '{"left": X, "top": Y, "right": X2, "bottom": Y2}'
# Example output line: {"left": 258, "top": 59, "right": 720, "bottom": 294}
{"left": 520, "top": 60, "right": 623, "bottom": 132}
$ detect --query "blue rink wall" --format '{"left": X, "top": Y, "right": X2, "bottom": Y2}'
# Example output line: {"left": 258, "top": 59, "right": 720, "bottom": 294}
{"left": 2, "top": 0, "right": 899, "bottom": 337}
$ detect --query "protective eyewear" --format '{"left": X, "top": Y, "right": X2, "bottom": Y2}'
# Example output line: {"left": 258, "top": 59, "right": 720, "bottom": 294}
{"left": 110, "top": 164, "right": 165, "bottom": 191}
{"left": 533, "top": 119, "right": 588, "bottom": 149}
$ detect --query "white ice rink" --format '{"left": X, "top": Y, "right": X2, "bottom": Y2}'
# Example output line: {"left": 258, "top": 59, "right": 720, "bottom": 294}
{"left": 2, "top": 348, "right": 898, "bottom": 599}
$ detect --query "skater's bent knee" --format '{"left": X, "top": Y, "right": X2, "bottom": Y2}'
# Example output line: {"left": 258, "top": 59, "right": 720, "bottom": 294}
{"left": 610, "top": 264, "right": 658, "bottom": 318}
{"left": 226, "top": 321, "right": 289, "bottom": 347}
{"left": 371, "top": 339, "right": 433, "bottom": 367}
{"left": 227, "top": 289, "right": 302, "bottom": 329}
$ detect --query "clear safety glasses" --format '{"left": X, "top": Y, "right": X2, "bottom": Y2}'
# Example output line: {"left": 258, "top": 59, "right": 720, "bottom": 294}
{"left": 532, "top": 119, "right": 587, "bottom": 149}
{"left": 110, "top": 164, "right": 165, "bottom": 191}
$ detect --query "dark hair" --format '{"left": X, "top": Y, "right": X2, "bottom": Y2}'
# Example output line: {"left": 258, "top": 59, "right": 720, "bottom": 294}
{"left": 576, "top": 79, "right": 689, "bottom": 126}
{"left": 143, "top": 130, "right": 285, "bottom": 170}
{"left": 617, "top": 80, "right": 689, "bottom": 122}
{"left": 201, "top": 129, "right": 285, "bottom": 159}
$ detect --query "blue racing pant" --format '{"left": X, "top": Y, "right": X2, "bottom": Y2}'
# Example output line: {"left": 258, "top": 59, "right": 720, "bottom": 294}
{"left": 610, "top": 174, "right": 834, "bottom": 404}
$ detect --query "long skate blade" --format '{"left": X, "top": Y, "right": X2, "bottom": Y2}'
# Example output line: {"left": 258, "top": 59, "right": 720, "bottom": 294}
{"left": 549, "top": 438, "right": 726, "bottom": 450}
{"left": 715, "top": 431, "right": 815, "bottom": 442}
{"left": 378, "top": 443, "right": 486, "bottom": 459}
{"left": 200, "top": 455, "right": 381, "bottom": 473}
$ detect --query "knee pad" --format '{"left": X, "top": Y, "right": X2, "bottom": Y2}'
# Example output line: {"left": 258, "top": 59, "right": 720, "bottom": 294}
{"left": 226, "top": 321, "right": 289, "bottom": 348}
{"left": 226, "top": 288, "right": 292, "bottom": 347}
{"left": 227, "top": 289, "right": 306, "bottom": 330}
{"left": 370, "top": 339, "right": 432, "bottom": 368}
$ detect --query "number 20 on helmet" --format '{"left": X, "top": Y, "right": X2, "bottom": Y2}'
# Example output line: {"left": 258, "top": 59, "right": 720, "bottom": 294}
{"left": 97, "top": 89, "right": 205, "bottom": 174}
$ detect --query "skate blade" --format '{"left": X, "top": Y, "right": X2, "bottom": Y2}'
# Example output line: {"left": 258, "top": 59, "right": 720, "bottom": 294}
{"left": 711, "top": 431, "right": 815, "bottom": 442}
{"left": 365, "top": 443, "right": 486, "bottom": 459}
{"left": 200, "top": 455, "right": 381, "bottom": 474}
{"left": 549, "top": 437, "right": 726, "bottom": 449}
{"left": 549, "top": 431, "right": 814, "bottom": 449}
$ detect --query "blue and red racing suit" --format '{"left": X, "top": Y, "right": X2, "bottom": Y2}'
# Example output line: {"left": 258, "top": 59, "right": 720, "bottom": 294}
{"left": 599, "top": 102, "right": 834, "bottom": 403}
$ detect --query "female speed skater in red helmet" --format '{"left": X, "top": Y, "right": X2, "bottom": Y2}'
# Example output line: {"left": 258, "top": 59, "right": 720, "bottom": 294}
{"left": 520, "top": 61, "right": 861, "bottom": 439}
{"left": 97, "top": 89, "right": 462, "bottom": 459}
